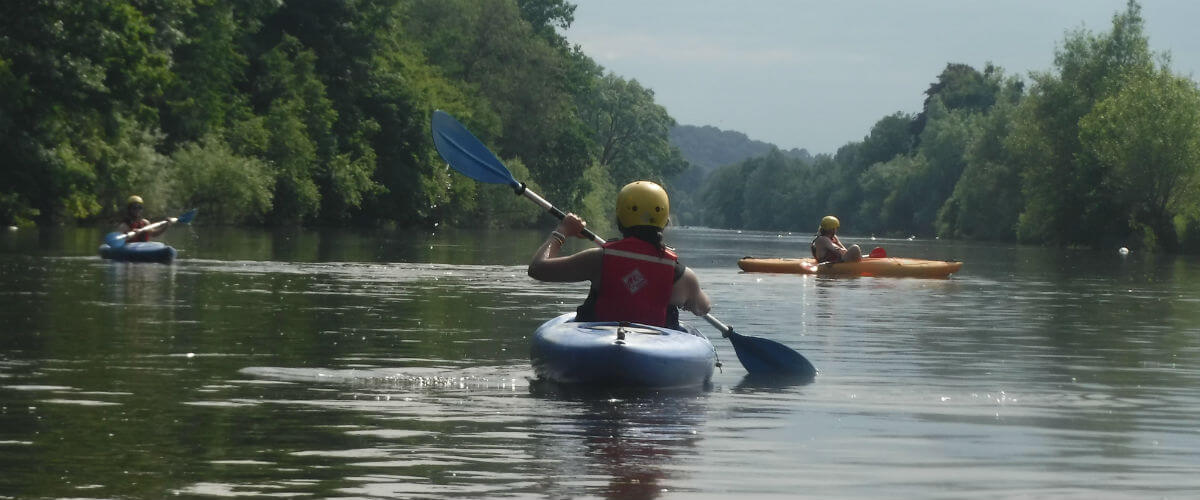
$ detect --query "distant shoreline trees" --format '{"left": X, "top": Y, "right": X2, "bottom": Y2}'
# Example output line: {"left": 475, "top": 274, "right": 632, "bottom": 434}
{"left": 689, "top": 0, "right": 1200, "bottom": 252}
{"left": 2, "top": 1, "right": 1196, "bottom": 252}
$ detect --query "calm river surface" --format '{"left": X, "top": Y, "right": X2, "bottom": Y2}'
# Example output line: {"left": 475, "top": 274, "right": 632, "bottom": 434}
{"left": 1, "top": 225, "right": 1198, "bottom": 499}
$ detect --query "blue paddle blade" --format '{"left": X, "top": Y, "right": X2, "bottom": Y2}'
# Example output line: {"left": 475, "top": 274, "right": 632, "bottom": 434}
{"left": 431, "top": 110, "right": 521, "bottom": 188}
{"left": 104, "top": 232, "right": 126, "bottom": 249}
{"left": 728, "top": 331, "right": 818, "bottom": 378}
{"left": 177, "top": 208, "right": 198, "bottom": 224}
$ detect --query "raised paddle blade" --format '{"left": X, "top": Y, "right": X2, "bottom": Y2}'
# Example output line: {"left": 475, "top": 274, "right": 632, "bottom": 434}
{"left": 432, "top": 110, "right": 521, "bottom": 188}
{"left": 104, "top": 232, "right": 127, "bottom": 249}
{"left": 177, "top": 208, "right": 198, "bottom": 224}
{"left": 728, "top": 330, "right": 818, "bottom": 378}
{"left": 869, "top": 247, "right": 887, "bottom": 258}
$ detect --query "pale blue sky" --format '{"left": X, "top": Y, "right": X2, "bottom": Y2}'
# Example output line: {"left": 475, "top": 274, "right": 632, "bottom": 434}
{"left": 564, "top": 0, "right": 1200, "bottom": 155}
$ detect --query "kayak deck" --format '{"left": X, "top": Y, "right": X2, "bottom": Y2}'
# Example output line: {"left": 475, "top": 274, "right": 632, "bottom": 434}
{"left": 530, "top": 313, "right": 716, "bottom": 389}
{"left": 738, "top": 256, "right": 962, "bottom": 278}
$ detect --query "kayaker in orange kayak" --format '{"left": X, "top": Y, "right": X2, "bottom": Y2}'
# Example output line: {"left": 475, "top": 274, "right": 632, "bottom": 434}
{"left": 528, "top": 181, "right": 711, "bottom": 330}
{"left": 811, "top": 215, "right": 862, "bottom": 264}
{"left": 115, "top": 195, "right": 173, "bottom": 243}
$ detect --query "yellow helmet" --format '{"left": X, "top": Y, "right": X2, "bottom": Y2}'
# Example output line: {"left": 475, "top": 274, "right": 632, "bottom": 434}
{"left": 127, "top": 195, "right": 144, "bottom": 206}
{"left": 616, "top": 181, "right": 669, "bottom": 229}
{"left": 820, "top": 215, "right": 840, "bottom": 231}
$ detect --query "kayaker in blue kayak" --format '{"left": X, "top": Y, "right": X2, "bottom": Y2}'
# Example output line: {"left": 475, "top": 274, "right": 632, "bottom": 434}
{"left": 811, "top": 215, "right": 862, "bottom": 264}
{"left": 115, "top": 195, "right": 174, "bottom": 243}
{"left": 528, "top": 181, "right": 711, "bottom": 330}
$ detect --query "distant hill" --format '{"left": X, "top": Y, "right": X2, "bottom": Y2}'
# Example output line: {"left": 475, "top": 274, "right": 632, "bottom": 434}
{"left": 666, "top": 124, "right": 813, "bottom": 227}
{"left": 670, "top": 124, "right": 812, "bottom": 173}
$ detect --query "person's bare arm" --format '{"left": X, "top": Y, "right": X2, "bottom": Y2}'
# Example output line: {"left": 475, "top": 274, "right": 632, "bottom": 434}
{"left": 151, "top": 219, "right": 171, "bottom": 236}
{"left": 528, "top": 213, "right": 601, "bottom": 283}
{"left": 671, "top": 267, "right": 711, "bottom": 316}
{"left": 529, "top": 244, "right": 601, "bottom": 282}
{"left": 817, "top": 236, "right": 847, "bottom": 258}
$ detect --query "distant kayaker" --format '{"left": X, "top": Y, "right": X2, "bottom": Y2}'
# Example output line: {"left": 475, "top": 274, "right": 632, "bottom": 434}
{"left": 116, "top": 195, "right": 172, "bottom": 243}
{"left": 528, "top": 181, "right": 711, "bottom": 330}
{"left": 811, "top": 215, "right": 862, "bottom": 264}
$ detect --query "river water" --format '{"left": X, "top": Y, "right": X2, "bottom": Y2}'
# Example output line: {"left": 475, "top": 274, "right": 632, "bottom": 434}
{"left": 1, "top": 225, "right": 1198, "bottom": 499}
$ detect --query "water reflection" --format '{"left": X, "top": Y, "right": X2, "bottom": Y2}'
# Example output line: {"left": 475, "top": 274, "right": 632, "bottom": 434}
{"left": 3, "top": 227, "right": 1200, "bottom": 498}
{"left": 733, "top": 373, "right": 816, "bottom": 392}
{"left": 102, "top": 259, "right": 178, "bottom": 305}
{"left": 530, "top": 386, "right": 709, "bottom": 500}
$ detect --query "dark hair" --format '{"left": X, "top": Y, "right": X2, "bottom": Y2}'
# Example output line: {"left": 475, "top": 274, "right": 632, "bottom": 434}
{"left": 619, "top": 224, "right": 666, "bottom": 253}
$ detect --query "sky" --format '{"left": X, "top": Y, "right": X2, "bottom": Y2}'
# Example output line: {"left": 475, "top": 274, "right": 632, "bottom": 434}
{"left": 563, "top": 0, "right": 1200, "bottom": 155}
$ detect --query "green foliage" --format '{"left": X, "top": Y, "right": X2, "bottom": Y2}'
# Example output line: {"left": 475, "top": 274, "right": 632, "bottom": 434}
{"left": 169, "top": 135, "right": 274, "bottom": 223}
{"left": 1079, "top": 68, "right": 1200, "bottom": 251}
{"left": 1015, "top": 0, "right": 1154, "bottom": 245}
{"left": 690, "top": 0, "right": 1200, "bottom": 254}
{"left": 936, "top": 79, "right": 1025, "bottom": 240}
{"left": 691, "top": 150, "right": 809, "bottom": 231}
{"left": 577, "top": 162, "right": 619, "bottom": 237}
{"left": 580, "top": 74, "right": 687, "bottom": 185}
{"left": 0, "top": 0, "right": 173, "bottom": 224}
{"left": 0, "top": 0, "right": 686, "bottom": 231}
{"left": 470, "top": 158, "right": 544, "bottom": 229}
{"left": 698, "top": 162, "right": 752, "bottom": 229}
{"left": 5, "top": 0, "right": 1199, "bottom": 255}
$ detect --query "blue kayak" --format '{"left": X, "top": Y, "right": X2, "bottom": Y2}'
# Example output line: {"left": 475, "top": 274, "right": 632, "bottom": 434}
{"left": 531, "top": 313, "right": 716, "bottom": 389}
{"left": 98, "top": 242, "right": 177, "bottom": 263}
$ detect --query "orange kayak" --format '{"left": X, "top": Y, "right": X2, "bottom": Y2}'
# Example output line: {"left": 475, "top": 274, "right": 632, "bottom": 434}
{"left": 737, "top": 256, "right": 963, "bottom": 278}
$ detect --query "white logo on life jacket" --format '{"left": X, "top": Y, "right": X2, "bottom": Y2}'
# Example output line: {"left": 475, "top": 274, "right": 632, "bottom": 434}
{"left": 621, "top": 268, "right": 648, "bottom": 294}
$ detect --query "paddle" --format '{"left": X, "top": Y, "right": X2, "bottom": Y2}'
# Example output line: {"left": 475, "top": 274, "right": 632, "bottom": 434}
{"left": 104, "top": 208, "right": 198, "bottom": 249}
{"left": 432, "top": 110, "right": 816, "bottom": 378}
{"left": 869, "top": 247, "right": 887, "bottom": 258}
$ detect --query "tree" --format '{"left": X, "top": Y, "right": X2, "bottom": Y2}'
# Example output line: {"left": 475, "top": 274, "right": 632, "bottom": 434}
{"left": 1015, "top": 0, "right": 1154, "bottom": 246}
{"left": 1079, "top": 68, "right": 1200, "bottom": 251}
{"left": 580, "top": 74, "right": 688, "bottom": 187}
{"left": 936, "top": 75, "right": 1026, "bottom": 240}
{"left": 0, "top": 1, "right": 173, "bottom": 224}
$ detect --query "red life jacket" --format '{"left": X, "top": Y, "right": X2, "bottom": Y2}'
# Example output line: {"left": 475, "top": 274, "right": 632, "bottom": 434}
{"left": 127, "top": 218, "right": 150, "bottom": 243}
{"left": 591, "top": 237, "right": 678, "bottom": 327}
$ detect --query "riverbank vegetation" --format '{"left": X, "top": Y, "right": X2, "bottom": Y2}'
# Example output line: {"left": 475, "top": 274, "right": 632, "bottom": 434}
{"left": 692, "top": 1, "right": 1200, "bottom": 252}
{"left": 2, "top": 1, "right": 1196, "bottom": 251}
{"left": 0, "top": 0, "right": 681, "bottom": 238}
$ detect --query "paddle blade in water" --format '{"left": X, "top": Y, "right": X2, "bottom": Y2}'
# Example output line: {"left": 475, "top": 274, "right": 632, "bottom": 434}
{"left": 431, "top": 110, "right": 520, "bottom": 188}
{"left": 177, "top": 208, "right": 198, "bottom": 224}
{"left": 728, "top": 331, "right": 818, "bottom": 378}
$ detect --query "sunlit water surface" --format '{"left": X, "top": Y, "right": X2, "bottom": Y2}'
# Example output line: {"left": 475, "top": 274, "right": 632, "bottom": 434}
{"left": 1, "top": 226, "right": 1198, "bottom": 499}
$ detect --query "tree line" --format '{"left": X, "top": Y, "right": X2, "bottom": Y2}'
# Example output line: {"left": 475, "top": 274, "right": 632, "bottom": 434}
{"left": 3, "top": 1, "right": 1197, "bottom": 253}
{"left": 692, "top": 1, "right": 1200, "bottom": 252}
{"left": 0, "top": 0, "right": 683, "bottom": 237}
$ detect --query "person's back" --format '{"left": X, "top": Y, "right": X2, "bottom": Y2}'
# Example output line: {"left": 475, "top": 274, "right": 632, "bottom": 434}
{"left": 527, "top": 181, "right": 710, "bottom": 329}
{"left": 587, "top": 234, "right": 679, "bottom": 326}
